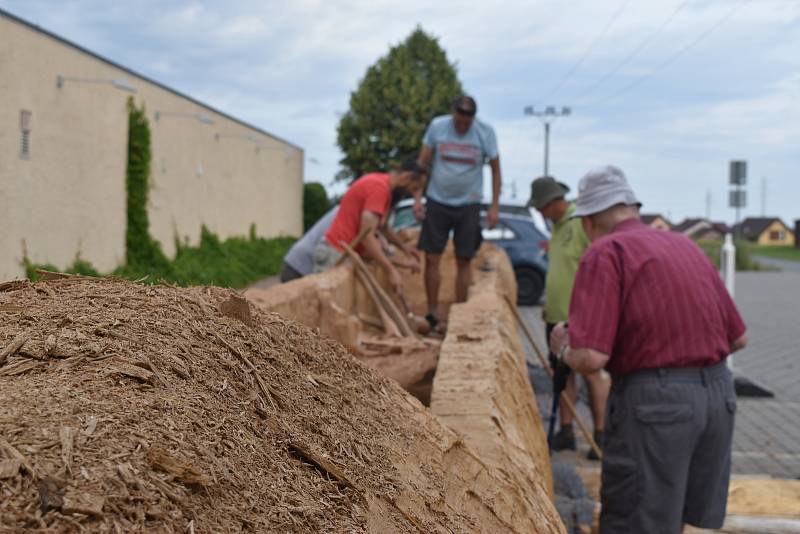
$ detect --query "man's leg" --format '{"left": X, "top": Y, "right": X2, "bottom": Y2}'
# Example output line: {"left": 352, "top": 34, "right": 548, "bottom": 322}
{"left": 455, "top": 257, "right": 471, "bottom": 303}
{"left": 452, "top": 203, "right": 480, "bottom": 304}
{"left": 425, "top": 253, "right": 442, "bottom": 318}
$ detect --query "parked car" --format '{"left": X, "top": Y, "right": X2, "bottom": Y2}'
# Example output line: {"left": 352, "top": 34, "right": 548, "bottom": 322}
{"left": 390, "top": 199, "right": 549, "bottom": 305}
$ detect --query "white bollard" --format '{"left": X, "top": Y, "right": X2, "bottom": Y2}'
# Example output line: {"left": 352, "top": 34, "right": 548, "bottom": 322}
{"left": 720, "top": 233, "right": 736, "bottom": 370}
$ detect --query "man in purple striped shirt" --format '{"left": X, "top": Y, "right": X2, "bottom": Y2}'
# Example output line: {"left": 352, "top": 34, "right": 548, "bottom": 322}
{"left": 550, "top": 166, "right": 747, "bottom": 533}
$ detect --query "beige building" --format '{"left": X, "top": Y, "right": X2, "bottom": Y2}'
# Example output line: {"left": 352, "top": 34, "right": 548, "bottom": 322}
{"left": 0, "top": 9, "right": 303, "bottom": 281}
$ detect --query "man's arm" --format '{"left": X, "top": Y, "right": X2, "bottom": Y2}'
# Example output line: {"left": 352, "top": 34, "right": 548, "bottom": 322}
{"left": 359, "top": 211, "right": 403, "bottom": 293}
{"left": 731, "top": 334, "right": 748, "bottom": 353}
{"left": 549, "top": 322, "right": 609, "bottom": 374}
{"left": 487, "top": 157, "right": 501, "bottom": 228}
{"left": 413, "top": 146, "right": 434, "bottom": 221}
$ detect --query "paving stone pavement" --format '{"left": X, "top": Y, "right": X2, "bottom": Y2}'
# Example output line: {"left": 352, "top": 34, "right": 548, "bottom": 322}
{"left": 519, "top": 270, "right": 800, "bottom": 479}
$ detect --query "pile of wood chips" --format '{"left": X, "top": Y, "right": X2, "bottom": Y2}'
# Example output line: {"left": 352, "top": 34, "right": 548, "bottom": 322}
{"left": 0, "top": 276, "right": 562, "bottom": 533}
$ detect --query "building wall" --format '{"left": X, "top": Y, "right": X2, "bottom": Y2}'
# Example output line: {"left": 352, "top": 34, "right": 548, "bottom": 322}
{"left": 650, "top": 217, "right": 671, "bottom": 231}
{"left": 757, "top": 221, "right": 795, "bottom": 246}
{"left": 0, "top": 14, "right": 303, "bottom": 280}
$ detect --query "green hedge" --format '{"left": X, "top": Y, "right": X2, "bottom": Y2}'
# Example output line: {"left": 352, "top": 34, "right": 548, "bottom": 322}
{"left": 696, "top": 240, "right": 763, "bottom": 271}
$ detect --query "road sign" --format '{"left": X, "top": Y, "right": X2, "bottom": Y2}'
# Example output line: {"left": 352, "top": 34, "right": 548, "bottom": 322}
{"left": 729, "top": 190, "right": 747, "bottom": 208}
{"left": 730, "top": 160, "right": 747, "bottom": 185}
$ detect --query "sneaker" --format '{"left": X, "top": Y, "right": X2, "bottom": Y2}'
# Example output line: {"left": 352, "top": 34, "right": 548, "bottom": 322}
{"left": 552, "top": 426, "right": 576, "bottom": 451}
{"left": 587, "top": 430, "right": 604, "bottom": 461}
{"left": 425, "top": 313, "right": 439, "bottom": 330}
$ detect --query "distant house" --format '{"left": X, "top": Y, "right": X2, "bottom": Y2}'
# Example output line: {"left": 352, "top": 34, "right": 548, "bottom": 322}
{"left": 640, "top": 214, "right": 672, "bottom": 231}
{"left": 673, "top": 218, "right": 731, "bottom": 241}
{"left": 735, "top": 217, "right": 796, "bottom": 246}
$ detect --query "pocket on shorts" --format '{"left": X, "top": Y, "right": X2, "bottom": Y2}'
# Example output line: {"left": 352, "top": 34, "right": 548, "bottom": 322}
{"left": 601, "top": 455, "right": 639, "bottom": 517}
{"left": 634, "top": 403, "right": 692, "bottom": 424}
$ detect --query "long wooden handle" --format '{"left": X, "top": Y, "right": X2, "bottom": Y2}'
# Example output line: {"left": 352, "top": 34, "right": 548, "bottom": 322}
{"left": 334, "top": 224, "right": 372, "bottom": 267}
{"left": 340, "top": 241, "right": 417, "bottom": 338}
{"left": 504, "top": 295, "right": 603, "bottom": 460}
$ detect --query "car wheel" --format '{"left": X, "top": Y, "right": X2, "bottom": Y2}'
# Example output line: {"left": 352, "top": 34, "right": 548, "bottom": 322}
{"left": 515, "top": 267, "right": 544, "bottom": 306}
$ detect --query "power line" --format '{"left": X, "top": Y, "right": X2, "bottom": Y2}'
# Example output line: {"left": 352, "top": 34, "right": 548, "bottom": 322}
{"left": 538, "top": 0, "right": 631, "bottom": 104}
{"left": 580, "top": 0, "right": 749, "bottom": 108}
{"left": 572, "top": 0, "right": 690, "bottom": 105}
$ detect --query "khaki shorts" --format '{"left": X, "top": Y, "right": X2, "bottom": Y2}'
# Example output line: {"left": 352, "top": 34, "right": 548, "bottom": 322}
{"left": 312, "top": 240, "right": 342, "bottom": 273}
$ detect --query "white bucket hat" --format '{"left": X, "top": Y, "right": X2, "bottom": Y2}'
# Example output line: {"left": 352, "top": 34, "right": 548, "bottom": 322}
{"left": 573, "top": 165, "right": 642, "bottom": 217}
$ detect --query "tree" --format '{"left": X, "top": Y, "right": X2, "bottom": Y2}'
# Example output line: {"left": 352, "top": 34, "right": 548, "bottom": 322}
{"left": 303, "top": 182, "right": 331, "bottom": 232}
{"left": 336, "top": 27, "right": 463, "bottom": 182}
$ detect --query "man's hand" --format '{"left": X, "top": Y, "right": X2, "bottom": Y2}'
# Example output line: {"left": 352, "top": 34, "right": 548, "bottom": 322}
{"left": 486, "top": 203, "right": 499, "bottom": 229}
{"left": 413, "top": 199, "right": 426, "bottom": 222}
{"left": 388, "top": 267, "right": 403, "bottom": 295}
{"left": 405, "top": 246, "right": 422, "bottom": 263}
{"left": 549, "top": 322, "right": 569, "bottom": 355}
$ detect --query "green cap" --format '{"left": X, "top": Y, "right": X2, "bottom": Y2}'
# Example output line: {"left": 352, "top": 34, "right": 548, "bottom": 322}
{"left": 527, "top": 176, "right": 570, "bottom": 210}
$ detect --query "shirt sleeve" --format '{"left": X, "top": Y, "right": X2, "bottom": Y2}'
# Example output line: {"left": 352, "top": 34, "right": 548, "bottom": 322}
{"left": 568, "top": 246, "right": 621, "bottom": 355}
{"left": 422, "top": 120, "right": 436, "bottom": 148}
{"left": 362, "top": 182, "right": 390, "bottom": 218}
{"left": 482, "top": 124, "right": 499, "bottom": 160}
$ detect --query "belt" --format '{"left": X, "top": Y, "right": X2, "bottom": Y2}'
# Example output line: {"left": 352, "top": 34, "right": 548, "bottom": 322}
{"left": 612, "top": 359, "right": 730, "bottom": 388}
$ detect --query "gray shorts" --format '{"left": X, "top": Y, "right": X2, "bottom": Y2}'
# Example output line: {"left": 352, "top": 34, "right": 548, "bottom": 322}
{"left": 312, "top": 239, "right": 342, "bottom": 273}
{"left": 601, "top": 360, "right": 736, "bottom": 533}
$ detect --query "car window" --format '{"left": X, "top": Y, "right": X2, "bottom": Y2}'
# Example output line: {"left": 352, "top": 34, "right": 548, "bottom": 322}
{"left": 392, "top": 207, "right": 417, "bottom": 230}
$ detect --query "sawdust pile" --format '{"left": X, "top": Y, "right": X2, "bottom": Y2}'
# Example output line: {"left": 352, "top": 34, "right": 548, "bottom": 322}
{"left": 0, "top": 277, "right": 561, "bottom": 533}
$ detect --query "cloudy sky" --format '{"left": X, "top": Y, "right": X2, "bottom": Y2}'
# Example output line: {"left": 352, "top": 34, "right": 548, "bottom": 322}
{"left": 3, "top": 0, "right": 798, "bottom": 226}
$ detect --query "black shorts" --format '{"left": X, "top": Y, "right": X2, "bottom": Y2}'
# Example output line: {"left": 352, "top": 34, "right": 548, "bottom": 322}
{"left": 417, "top": 199, "right": 481, "bottom": 260}
{"left": 600, "top": 360, "right": 736, "bottom": 533}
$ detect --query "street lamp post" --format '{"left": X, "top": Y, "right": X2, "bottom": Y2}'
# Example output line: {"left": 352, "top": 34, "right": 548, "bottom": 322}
{"left": 523, "top": 105, "right": 571, "bottom": 177}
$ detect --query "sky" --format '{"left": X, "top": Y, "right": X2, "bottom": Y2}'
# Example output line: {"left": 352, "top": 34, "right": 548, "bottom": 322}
{"left": 3, "top": 0, "right": 798, "bottom": 226}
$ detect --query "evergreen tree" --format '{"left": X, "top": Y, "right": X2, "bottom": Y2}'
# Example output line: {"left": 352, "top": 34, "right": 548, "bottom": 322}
{"left": 336, "top": 27, "right": 463, "bottom": 181}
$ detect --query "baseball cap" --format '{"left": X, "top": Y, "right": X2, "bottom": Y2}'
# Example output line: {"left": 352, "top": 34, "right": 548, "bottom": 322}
{"left": 573, "top": 165, "right": 641, "bottom": 217}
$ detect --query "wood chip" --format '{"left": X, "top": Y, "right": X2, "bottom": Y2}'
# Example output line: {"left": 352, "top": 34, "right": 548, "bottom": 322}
{"left": 147, "top": 447, "right": 210, "bottom": 487}
{"left": 60, "top": 427, "right": 76, "bottom": 474}
{"left": 0, "top": 437, "right": 35, "bottom": 477}
{"left": 109, "top": 362, "right": 154, "bottom": 383}
{"left": 0, "top": 458, "right": 21, "bottom": 479}
{"left": 38, "top": 476, "right": 64, "bottom": 513}
{"left": 62, "top": 491, "right": 105, "bottom": 516}
{"left": 219, "top": 294, "right": 253, "bottom": 326}
{"left": 0, "top": 332, "right": 29, "bottom": 366}
{"left": 0, "top": 279, "right": 29, "bottom": 292}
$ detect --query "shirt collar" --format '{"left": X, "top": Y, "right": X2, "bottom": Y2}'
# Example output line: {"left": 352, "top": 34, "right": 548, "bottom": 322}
{"left": 554, "top": 202, "right": 576, "bottom": 227}
{"left": 612, "top": 217, "right": 647, "bottom": 233}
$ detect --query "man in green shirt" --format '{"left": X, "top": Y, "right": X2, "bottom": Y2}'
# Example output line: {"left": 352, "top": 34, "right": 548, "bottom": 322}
{"left": 528, "top": 176, "right": 610, "bottom": 459}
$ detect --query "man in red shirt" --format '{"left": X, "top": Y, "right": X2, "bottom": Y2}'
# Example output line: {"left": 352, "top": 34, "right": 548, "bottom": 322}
{"left": 549, "top": 165, "right": 748, "bottom": 533}
{"left": 313, "top": 159, "right": 424, "bottom": 295}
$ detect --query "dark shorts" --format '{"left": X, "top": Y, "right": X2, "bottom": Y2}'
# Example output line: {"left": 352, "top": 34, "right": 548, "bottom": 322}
{"left": 279, "top": 262, "right": 303, "bottom": 283}
{"left": 600, "top": 360, "right": 736, "bottom": 533}
{"left": 417, "top": 199, "right": 481, "bottom": 260}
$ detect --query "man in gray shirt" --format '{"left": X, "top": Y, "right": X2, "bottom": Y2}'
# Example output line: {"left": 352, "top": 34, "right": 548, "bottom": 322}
{"left": 415, "top": 95, "right": 502, "bottom": 329}
{"left": 280, "top": 207, "right": 339, "bottom": 282}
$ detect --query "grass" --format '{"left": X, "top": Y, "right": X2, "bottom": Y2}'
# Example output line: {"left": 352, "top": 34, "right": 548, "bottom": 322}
{"left": 696, "top": 240, "right": 764, "bottom": 271}
{"left": 25, "top": 227, "right": 295, "bottom": 289}
{"left": 747, "top": 245, "right": 800, "bottom": 262}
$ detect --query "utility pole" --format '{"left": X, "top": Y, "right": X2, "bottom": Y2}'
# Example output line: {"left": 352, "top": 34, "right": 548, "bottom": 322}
{"left": 705, "top": 189, "right": 712, "bottom": 220}
{"left": 523, "top": 105, "right": 571, "bottom": 177}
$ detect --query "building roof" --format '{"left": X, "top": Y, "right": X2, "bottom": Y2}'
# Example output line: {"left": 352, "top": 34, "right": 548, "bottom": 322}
{"left": 673, "top": 218, "right": 707, "bottom": 234}
{"left": 736, "top": 217, "right": 789, "bottom": 241}
{"left": 0, "top": 7, "right": 302, "bottom": 151}
{"left": 640, "top": 213, "right": 670, "bottom": 227}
